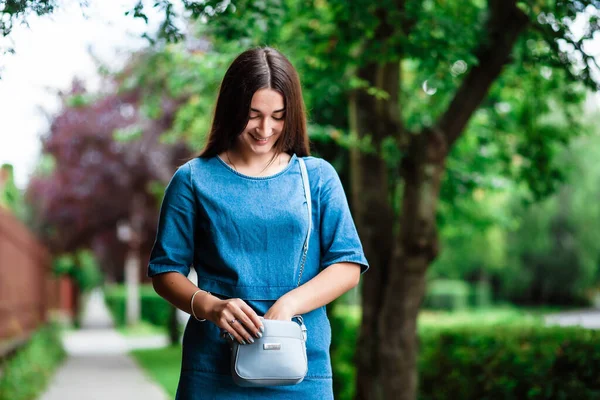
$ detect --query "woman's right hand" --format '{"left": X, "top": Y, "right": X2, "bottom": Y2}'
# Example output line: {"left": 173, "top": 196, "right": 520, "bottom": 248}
{"left": 207, "top": 298, "right": 264, "bottom": 345}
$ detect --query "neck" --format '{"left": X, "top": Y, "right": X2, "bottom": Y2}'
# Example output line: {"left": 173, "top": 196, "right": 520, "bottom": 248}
{"left": 228, "top": 143, "right": 279, "bottom": 169}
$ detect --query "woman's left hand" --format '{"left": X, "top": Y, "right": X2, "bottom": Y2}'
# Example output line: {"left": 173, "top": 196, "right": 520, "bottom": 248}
{"left": 264, "top": 297, "right": 297, "bottom": 320}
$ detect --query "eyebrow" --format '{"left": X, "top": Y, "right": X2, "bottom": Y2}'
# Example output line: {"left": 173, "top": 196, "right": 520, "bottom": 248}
{"left": 250, "top": 108, "right": 286, "bottom": 113}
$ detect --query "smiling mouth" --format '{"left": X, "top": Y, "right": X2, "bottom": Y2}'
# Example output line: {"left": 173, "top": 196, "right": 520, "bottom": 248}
{"left": 249, "top": 133, "right": 271, "bottom": 142}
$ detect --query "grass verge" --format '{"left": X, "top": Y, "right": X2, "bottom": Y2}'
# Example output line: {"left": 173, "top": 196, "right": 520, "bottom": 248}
{"left": 131, "top": 345, "right": 182, "bottom": 398}
{"left": 117, "top": 320, "right": 168, "bottom": 337}
{"left": 0, "top": 323, "right": 66, "bottom": 400}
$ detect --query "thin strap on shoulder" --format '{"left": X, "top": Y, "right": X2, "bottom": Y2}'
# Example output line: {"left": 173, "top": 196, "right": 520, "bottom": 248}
{"left": 297, "top": 158, "right": 311, "bottom": 286}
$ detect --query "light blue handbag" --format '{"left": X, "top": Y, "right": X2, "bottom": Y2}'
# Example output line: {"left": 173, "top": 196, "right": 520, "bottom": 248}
{"left": 226, "top": 157, "right": 312, "bottom": 387}
{"left": 230, "top": 316, "right": 308, "bottom": 387}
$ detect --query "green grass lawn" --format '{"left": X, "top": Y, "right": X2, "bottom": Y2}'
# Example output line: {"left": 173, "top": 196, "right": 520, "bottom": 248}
{"left": 418, "top": 306, "right": 546, "bottom": 330}
{"left": 118, "top": 320, "right": 169, "bottom": 337}
{"left": 130, "top": 305, "right": 563, "bottom": 397}
{"left": 333, "top": 303, "right": 553, "bottom": 330}
{"left": 130, "top": 345, "right": 182, "bottom": 398}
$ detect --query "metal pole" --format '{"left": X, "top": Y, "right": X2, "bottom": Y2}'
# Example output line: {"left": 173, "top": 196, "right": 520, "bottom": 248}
{"left": 121, "top": 193, "right": 144, "bottom": 327}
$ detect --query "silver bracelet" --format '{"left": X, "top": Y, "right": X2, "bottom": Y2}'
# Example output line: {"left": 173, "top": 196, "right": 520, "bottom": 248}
{"left": 190, "top": 289, "right": 210, "bottom": 322}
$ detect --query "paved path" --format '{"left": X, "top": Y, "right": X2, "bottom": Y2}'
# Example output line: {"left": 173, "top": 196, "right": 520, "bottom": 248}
{"left": 545, "top": 308, "right": 600, "bottom": 329}
{"left": 40, "top": 289, "right": 171, "bottom": 400}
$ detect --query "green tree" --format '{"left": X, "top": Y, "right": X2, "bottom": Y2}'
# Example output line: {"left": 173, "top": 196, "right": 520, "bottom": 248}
{"left": 115, "top": 2, "right": 600, "bottom": 399}
{"left": 6, "top": 1, "right": 600, "bottom": 399}
{"left": 501, "top": 114, "right": 600, "bottom": 305}
{"left": 165, "top": 2, "right": 598, "bottom": 399}
{"left": 0, "top": 163, "right": 28, "bottom": 220}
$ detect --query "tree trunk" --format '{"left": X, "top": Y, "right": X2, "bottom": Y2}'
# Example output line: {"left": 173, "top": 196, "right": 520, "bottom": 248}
{"left": 352, "top": 3, "right": 529, "bottom": 399}
{"left": 378, "top": 131, "right": 446, "bottom": 399}
{"left": 168, "top": 304, "right": 180, "bottom": 345}
{"left": 351, "top": 61, "right": 399, "bottom": 400}
{"left": 353, "top": 108, "right": 446, "bottom": 400}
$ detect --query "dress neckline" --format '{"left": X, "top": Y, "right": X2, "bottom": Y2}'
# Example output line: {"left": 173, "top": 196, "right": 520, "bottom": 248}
{"left": 215, "top": 153, "right": 298, "bottom": 181}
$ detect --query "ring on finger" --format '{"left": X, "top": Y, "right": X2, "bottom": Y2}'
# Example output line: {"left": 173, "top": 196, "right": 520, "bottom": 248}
{"left": 229, "top": 318, "right": 237, "bottom": 325}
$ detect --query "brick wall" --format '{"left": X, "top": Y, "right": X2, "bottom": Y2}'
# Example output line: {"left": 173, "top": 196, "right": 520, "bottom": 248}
{"left": 0, "top": 207, "right": 63, "bottom": 345}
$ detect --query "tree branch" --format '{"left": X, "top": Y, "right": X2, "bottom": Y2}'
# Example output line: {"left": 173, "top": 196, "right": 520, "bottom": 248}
{"left": 394, "top": 0, "right": 418, "bottom": 38}
{"left": 438, "top": 0, "right": 529, "bottom": 149}
{"left": 529, "top": 20, "right": 600, "bottom": 91}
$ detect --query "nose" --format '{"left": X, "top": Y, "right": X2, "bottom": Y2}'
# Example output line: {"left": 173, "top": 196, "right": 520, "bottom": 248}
{"left": 256, "top": 117, "right": 272, "bottom": 137}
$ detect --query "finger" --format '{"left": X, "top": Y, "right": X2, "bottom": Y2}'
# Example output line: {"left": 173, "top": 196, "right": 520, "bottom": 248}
{"left": 229, "top": 299, "right": 261, "bottom": 338}
{"left": 229, "top": 316, "right": 255, "bottom": 344}
{"left": 239, "top": 302, "right": 264, "bottom": 334}
{"left": 232, "top": 311, "right": 258, "bottom": 340}
{"left": 220, "top": 314, "right": 246, "bottom": 345}
{"left": 233, "top": 305, "right": 262, "bottom": 339}
{"left": 224, "top": 301, "right": 254, "bottom": 343}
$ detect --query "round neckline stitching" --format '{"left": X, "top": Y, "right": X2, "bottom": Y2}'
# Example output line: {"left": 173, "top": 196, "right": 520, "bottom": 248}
{"left": 215, "top": 153, "right": 298, "bottom": 181}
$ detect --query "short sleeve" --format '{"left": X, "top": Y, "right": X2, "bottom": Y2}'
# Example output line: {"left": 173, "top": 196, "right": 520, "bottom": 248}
{"left": 319, "top": 159, "right": 369, "bottom": 274}
{"left": 147, "top": 162, "right": 195, "bottom": 277}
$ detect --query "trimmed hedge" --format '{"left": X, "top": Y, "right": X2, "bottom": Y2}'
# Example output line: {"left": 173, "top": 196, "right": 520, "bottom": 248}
{"left": 419, "top": 325, "right": 600, "bottom": 400}
{"left": 423, "top": 280, "right": 470, "bottom": 310}
{"left": 422, "top": 279, "right": 493, "bottom": 311}
{"left": 329, "top": 306, "right": 600, "bottom": 400}
{"left": 104, "top": 284, "right": 171, "bottom": 327}
{"left": 329, "top": 305, "right": 361, "bottom": 400}
{"left": 0, "top": 324, "right": 66, "bottom": 400}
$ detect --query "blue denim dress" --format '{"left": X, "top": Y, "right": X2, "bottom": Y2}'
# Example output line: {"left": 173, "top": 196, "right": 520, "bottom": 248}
{"left": 148, "top": 154, "right": 369, "bottom": 399}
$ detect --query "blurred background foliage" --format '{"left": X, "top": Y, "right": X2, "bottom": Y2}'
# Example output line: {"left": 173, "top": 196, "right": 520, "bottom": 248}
{"left": 2, "top": 0, "right": 600, "bottom": 399}
{"left": 24, "top": 0, "right": 595, "bottom": 309}
{"left": 52, "top": 249, "right": 104, "bottom": 294}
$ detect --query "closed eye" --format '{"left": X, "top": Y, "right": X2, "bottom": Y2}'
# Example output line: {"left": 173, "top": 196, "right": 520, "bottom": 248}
{"left": 250, "top": 107, "right": 285, "bottom": 121}
{"left": 249, "top": 114, "right": 285, "bottom": 121}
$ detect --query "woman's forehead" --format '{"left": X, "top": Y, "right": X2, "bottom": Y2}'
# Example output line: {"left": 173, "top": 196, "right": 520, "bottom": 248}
{"left": 251, "top": 88, "right": 285, "bottom": 111}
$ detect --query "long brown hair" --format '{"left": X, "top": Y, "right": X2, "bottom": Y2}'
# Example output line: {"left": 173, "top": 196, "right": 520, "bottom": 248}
{"left": 198, "top": 47, "right": 310, "bottom": 158}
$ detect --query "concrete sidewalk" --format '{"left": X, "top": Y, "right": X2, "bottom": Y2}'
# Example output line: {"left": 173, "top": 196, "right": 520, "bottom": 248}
{"left": 40, "top": 289, "right": 171, "bottom": 400}
{"left": 545, "top": 308, "right": 600, "bottom": 329}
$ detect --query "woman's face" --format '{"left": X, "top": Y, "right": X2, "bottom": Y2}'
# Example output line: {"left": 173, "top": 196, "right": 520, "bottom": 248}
{"left": 237, "top": 88, "right": 285, "bottom": 156}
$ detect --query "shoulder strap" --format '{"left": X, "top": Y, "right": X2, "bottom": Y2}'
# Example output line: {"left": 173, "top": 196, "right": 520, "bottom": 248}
{"left": 297, "top": 158, "right": 311, "bottom": 287}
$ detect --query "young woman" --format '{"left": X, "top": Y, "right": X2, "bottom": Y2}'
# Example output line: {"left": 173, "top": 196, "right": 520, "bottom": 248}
{"left": 148, "top": 47, "right": 369, "bottom": 399}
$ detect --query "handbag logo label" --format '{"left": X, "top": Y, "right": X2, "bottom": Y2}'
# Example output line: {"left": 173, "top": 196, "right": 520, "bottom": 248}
{"left": 263, "top": 343, "right": 281, "bottom": 350}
